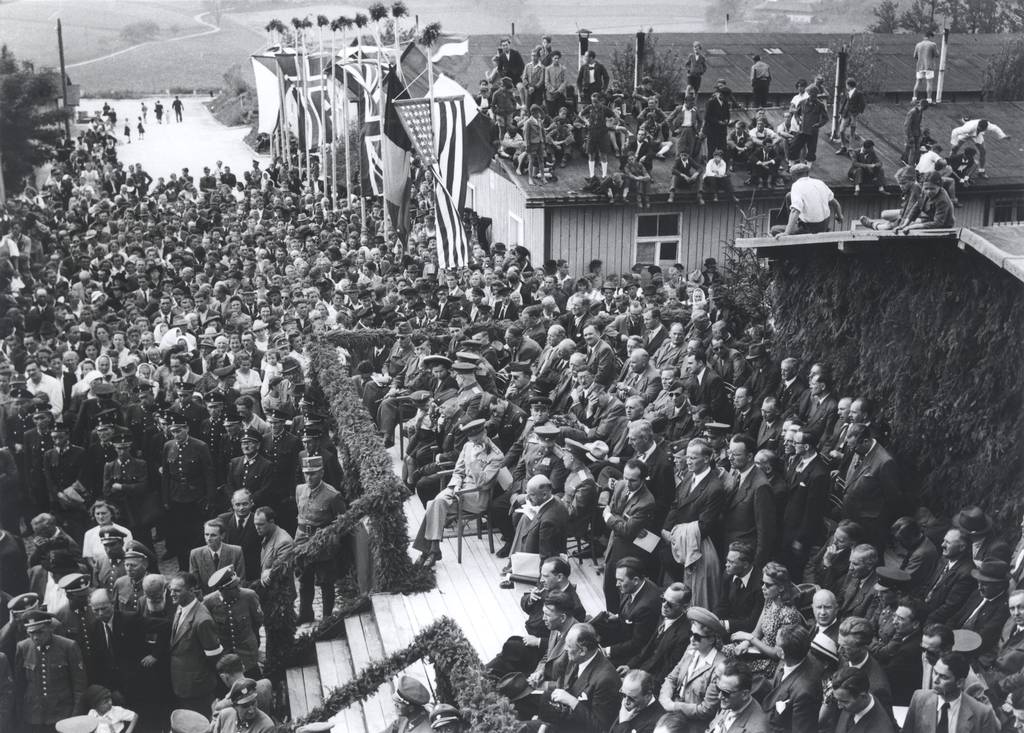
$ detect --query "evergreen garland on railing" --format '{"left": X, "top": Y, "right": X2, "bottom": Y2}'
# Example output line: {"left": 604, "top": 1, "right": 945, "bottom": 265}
{"left": 298, "top": 617, "right": 521, "bottom": 733}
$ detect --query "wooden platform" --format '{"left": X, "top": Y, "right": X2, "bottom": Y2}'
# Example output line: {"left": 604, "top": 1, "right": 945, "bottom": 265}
{"left": 285, "top": 449, "right": 611, "bottom": 727}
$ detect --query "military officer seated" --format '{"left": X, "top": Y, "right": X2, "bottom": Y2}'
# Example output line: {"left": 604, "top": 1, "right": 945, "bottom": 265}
{"left": 210, "top": 678, "right": 275, "bottom": 732}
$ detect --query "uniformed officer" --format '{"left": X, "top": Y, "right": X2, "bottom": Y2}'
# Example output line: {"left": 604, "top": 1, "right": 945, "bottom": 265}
{"left": 210, "top": 677, "right": 276, "bottom": 733}
{"left": 14, "top": 609, "right": 87, "bottom": 732}
{"left": 225, "top": 429, "right": 273, "bottom": 508}
{"left": 261, "top": 408, "right": 301, "bottom": 533}
{"left": 1, "top": 591, "right": 41, "bottom": 662}
{"left": 92, "top": 526, "right": 128, "bottom": 594}
{"left": 112, "top": 547, "right": 148, "bottom": 614}
{"left": 203, "top": 567, "right": 264, "bottom": 677}
{"left": 382, "top": 675, "right": 432, "bottom": 733}
{"left": 161, "top": 411, "right": 215, "bottom": 569}
{"left": 490, "top": 423, "right": 561, "bottom": 553}
{"left": 294, "top": 455, "right": 346, "bottom": 623}
{"left": 102, "top": 434, "right": 148, "bottom": 535}
{"left": 429, "top": 704, "right": 468, "bottom": 732}
{"left": 53, "top": 574, "right": 96, "bottom": 657}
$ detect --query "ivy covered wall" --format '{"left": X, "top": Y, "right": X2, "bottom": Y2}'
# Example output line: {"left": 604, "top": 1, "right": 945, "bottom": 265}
{"left": 770, "top": 242, "right": 1024, "bottom": 531}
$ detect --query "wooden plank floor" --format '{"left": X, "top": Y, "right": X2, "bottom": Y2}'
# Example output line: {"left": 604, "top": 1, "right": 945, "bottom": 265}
{"left": 344, "top": 614, "right": 392, "bottom": 731}
{"left": 315, "top": 640, "right": 365, "bottom": 732}
{"left": 286, "top": 665, "right": 322, "bottom": 720}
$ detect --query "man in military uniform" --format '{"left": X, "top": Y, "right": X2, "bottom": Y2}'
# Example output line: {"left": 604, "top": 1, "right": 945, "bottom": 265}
{"left": 92, "top": 527, "right": 128, "bottom": 594}
{"left": 112, "top": 546, "right": 148, "bottom": 614}
{"left": 72, "top": 380, "right": 123, "bottom": 448}
{"left": 123, "top": 382, "right": 158, "bottom": 454}
{"left": 78, "top": 410, "right": 120, "bottom": 503}
{"left": 198, "top": 395, "right": 229, "bottom": 487}
{"left": 43, "top": 418, "right": 88, "bottom": 542}
{"left": 102, "top": 434, "right": 148, "bottom": 536}
{"left": 210, "top": 677, "right": 275, "bottom": 733}
{"left": 382, "top": 675, "right": 432, "bottom": 733}
{"left": 14, "top": 609, "right": 87, "bottom": 732}
{"left": 53, "top": 575, "right": 96, "bottom": 655}
{"left": 260, "top": 409, "right": 301, "bottom": 533}
{"left": 161, "top": 411, "right": 215, "bottom": 570}
{"left": 225, "top": 429, "right": 273, "bottom": 510}
{"left": 490, "top": 423, "right": 561, "bottom": 556}
{"left": 203, "top": 567, "right": 263, "bottom": 677}
{"left": 294, "top": 455, "right": 345, "bottom": 623}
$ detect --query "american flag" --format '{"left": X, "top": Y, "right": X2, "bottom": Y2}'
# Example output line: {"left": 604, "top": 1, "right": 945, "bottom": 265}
{"left": 397, "top": 96, "right": 470, "bottom": 269}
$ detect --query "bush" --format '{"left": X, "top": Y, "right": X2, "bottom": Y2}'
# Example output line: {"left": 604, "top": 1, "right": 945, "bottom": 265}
{"left": 120, "top": 21, "right": 160, "bottom": 44}
{"left": 770, "top": 243, "right": 1024, "bottom": 530}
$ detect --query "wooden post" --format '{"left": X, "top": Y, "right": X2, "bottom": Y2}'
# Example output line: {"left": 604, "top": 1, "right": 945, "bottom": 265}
{"left": 830, "top": 49, "right": 847, "bottom": 141}
{"left": 56, "top": 19, "right": 71, "bottom": 139}
{"left": 936, "top": 27, "right": 949, "bottom": 103}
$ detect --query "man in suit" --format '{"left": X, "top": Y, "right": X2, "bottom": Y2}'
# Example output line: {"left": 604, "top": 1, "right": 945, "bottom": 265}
{"left": 582, "top": 324, "right": 617, "bottom": 389}
{"left": 539, "top": 623, "right": 620, "bottom": 733}
{"left": 715, "top": 541, "right": 764, "bottom": 634}
{"left": 902, "top": 652, "right": 999, "bottom": 733}
{"left": 203, "top": 567, "right": 263, "bottom": 678}
{"left": 250, "top": 506, "right": 292, "bottom": 615}
{"left": 890, "top": 516, "right": 941, "bottom": 594}
{"left": 616, "top": 348, "right": 662, "bottom": 406}
{"left": 800, "top": 373, "right": 838, "bottom": 440}
{"left": 610, "top": 670, "right": 665, "bottom": 733}
{"left": 168, "top": 571, "right": 223, "bottom": 714}
{"left": 660, "top": 438, "right": 726, "bottom": 588}
{"left": 876, "top": 598, "right": 927, "bottom": 706}
{"left": 841, "top": 423, "right": 900, "bottom": 550}
{"left": 189, "top": 519, "right": 245, "bottom": 591}
{"left": 218, "top": 489, "right": 261, "bottom": 583}
{"left": 618, "top": 582, "right": 691, "bottom": 687}
{"left": 493, "top": 37, "right": 525, "bottom": 84}
{"left": 731, "top": 386, "right": 762, "bottom": 438}
{"left": 781, "top": 430, "right": 829, "bottom": 579}
{"left": 601, "top": 459, "right": 658, "bottom": 609}
{"left": 86, "top": 588, "right": 143, "bottom": 700}
{"left": 953, "top": 506, "right": 1012, "bottom": 564}
{"left": 924, "top": 528, "right": 977, "bottom": 624}
{"left": 591, "top": 558, "right": 661, "bottom": 666}
{"left": 505, "top": 475, "right": 569, "bottom": 561}
{"left": 625, "top": 419, "right": 675, "bottom": 511}
{"left": 703, "top": 659, "right": 771, "bottom": 733}
{"left": 776, "top": 358, "right": 807, "bottom": 417}
{"left": 161, "top": 411, "right": 216, "bottom": 570}
{"left": 756, "top": 397, "right": 783, "bottom": 453}
{"left": 684, "top": 351, "right": 729, "bottom": 423}
{"left": 721, "top": 434, "right": 776, "bottom": 570}
{"left": 985, "top": 588, "right": 1024, "bottom": 701}
{"left": 42, "top": 421, "right": 87, "bottom": 542}
{"left": 742, "top": 343, "right": 780, "bottom": 407}
{"left": 827, "top": 616, "right": 892, "bottom": 727}
{"left": 950, "top": 560, "right": 1011, "bottom": 664}
{"left": 762, "top": 624, "right": 824, "bottom": 733}
{"left": 831, "top": 667, "right": 897, "bottom": 733}
{"left": 838, "top": 544, "right": 880, "bottom": 619}
{"left": 657, "top": 606, "right": 729, "bottom": 728}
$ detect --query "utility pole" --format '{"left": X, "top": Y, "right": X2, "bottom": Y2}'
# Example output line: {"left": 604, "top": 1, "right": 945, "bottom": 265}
{"left": 57, "top": 19, "right": 71, "bottom": 138}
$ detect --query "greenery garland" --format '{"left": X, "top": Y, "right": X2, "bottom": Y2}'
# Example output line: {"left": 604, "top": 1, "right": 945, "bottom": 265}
{"left": 299, "top": 617, "right": 521, "bottom": 733}
{"left": 262, "top": 340, "right": 435, "bottom": 677}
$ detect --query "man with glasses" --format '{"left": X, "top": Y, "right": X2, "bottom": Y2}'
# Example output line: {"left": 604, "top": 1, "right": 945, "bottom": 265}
{"left": 618, "top": 582, "right": 692, "bottom": 688}
{"left": 704, "top": 659, "right": 770, "bottom": 732}
{"left": 611, "top": 669, "right": 663, "bottom": 733}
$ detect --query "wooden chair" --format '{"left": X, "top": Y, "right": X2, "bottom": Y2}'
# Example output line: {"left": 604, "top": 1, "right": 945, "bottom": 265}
{"left": 435, "top": 470, "right": 495, "bottom": 563}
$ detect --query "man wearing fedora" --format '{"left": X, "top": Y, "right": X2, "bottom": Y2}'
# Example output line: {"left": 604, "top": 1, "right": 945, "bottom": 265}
{"left": 950, "top": 559, "right": 1011, "bottom": 664}
{"left": 954, "top": 506, "right": 1011, "bottom": 564}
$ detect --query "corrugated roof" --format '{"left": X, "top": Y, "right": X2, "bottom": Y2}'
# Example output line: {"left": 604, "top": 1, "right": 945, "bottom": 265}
{"left": 434, "top": 32, "right": 1023, "bottom": 96}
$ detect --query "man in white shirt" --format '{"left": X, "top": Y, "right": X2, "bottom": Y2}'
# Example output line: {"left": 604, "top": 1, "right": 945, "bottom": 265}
{"left": 913, "top": 30, "right": 939, "bottom": 102}
{"left": 949, "top": 118, "right": 1009, "bottom": 179}
{"left": 25, "top": 358, "right": 63, "bottom": 414}
{"left": 699, "top": 149, "right": 738, "bottom": 205}
{"left": 773, "top": 163, "right": 844, "bottom": 236}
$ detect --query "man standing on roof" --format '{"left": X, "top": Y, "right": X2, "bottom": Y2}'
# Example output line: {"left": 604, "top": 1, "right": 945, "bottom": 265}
{"left": 950, "top": 118, "right": 1010, "bottom": 180}
{"left": 912, "top": 30, "right": 939, "bottom": 104}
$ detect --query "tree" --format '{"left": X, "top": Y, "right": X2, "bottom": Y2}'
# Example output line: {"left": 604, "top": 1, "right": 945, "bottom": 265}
{"left": 869, "top": 0, "right": 902, "bottom": 31}
{"left": 0, "top": 46, "right": 69, "bottom": 195}
{"left": 898, "top": 0, "right": 937, "bottom": 32}
{"left": 815, "top": 35, "right": 885, "bottom": 100}
{"left": 981, "top": 37, "right": 1024, "bottom": 100}
{"left": 608, "top": 30, "right": 687, "bottom": 107}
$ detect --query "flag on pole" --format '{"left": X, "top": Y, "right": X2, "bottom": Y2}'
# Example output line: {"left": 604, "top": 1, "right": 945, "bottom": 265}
{"left": 429, "top": 33, "right": 469, "bottom": 61}
{"left": 359, "top": 67, "right": 414, "bottom": 234}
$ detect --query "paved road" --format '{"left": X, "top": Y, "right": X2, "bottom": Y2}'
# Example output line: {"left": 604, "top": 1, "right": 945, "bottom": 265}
{"left": 67, "top": 11, "right": 220, "bottom": 70}
{"left": 80, "top": 96, "right": 268, "bottom": 181}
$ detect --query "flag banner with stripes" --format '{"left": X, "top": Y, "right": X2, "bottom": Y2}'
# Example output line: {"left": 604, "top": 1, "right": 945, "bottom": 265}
{"left": 359, "top": 67, "right": 414, "bottom": 235}
{"left": 432, "top": 97, "right": 471, "bottom": 269}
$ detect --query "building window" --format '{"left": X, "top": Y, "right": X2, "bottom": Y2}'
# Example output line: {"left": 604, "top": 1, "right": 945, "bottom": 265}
{"left": 992, "top": 197, "right": 1024, "bottom": 225}
{"left": 635, "top": 213, "right": 680, "bottom": 265}
{"left": 466, "top": 183, "right": 476, "bottom": 211}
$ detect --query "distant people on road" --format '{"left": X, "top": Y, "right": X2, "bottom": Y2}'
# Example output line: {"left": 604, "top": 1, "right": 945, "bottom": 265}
{"left": 154, "top": 100, "right": 164, "bottom": 124}
{"left": 140, "top": 101, "right": 148, "bottom": 123}
{"left": 172, "top": 96, "right": 184, "bottom": 123}
{"left": 913, "top": 29, "right": 939, "bottom": 103}
{"left": 137, "top": 117, "right": 145, "bottom": 140}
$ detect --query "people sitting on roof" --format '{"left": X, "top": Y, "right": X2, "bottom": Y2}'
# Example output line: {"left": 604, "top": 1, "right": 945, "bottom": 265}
{"left": 847, "top": 140, "right": 886, "bottom": 196}
{"left": 771, "top": 163, "right": 843, "bottom": 236}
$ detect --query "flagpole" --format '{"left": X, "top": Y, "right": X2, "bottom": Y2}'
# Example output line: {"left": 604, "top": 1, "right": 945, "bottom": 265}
{"left": 317, "top": 15, "right": 329, "bottom": 200}
{"left": 370, "top": 3, "right": 391, "bottom": 241}
{"left": 420, "top": 23, "right": 442, "bottom": 268}
{"left": 339, "top": 19, "right": 353, "bottom": 215}
{"left": 391, "top": 2, "right": 408, "bottom": 83}
{"left": 290, "top": 19, "right": 304, "bottom": 181}
{"left": 329, "top": 20, "right": 339, "bottom": 211}
{"left": 355, "top": 13, "right": 369, "bottom": 231}
{"left": 302, "top": 17, "right": 314, "bottom": 188}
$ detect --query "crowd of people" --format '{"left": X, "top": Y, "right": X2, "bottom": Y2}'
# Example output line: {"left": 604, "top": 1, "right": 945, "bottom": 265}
{"left": 0, "top": 30, "right": 1020, "bottom": 733}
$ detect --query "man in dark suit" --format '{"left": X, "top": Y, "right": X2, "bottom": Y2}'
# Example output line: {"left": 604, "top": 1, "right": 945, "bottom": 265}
{"left": 576, "top": 50, "right": 610, "bottom": 100}
{"left": 831, "top": 667, "right": 897, "bottom": 733}
{"left": 841, "top": 423, "right": 900, "bottom": 550}
{"left": 217, "top": 489, "right": 261, "bottom": 583}
{"left": 591, "top": 558, "right": 661, "bottom": 666}
{"left": 609, "top": 670, "right": 664, "bottom": 733}
{"left": 504, "top": 325, "right": 541, "bottom": 366}
{"left": 924, "top": 528, "right": 977, "bottom": 625}
{"left": 660, "top": 438, "right": 725, "bottom": 585}
{"left": 539, "top": 623, "right": 620, "bottom": 733}
{"left": 167, "top": 571, "right": 223, "bottom": 714}
{"left": 762, "top": 624, "right": 823, "bottom": 733}
{"left": 830, "top": 616, "right": 892, "bottom": 719}
{"left": 875, "top": 597, "right": 926, "bottom": 706}
{"left": 560, "top": 296, "right": 592, "bottom": 345}
{"left": 102, "top": 435, "right": 148, "bottom": 535}
{"left": 582, "top": 324, "right": 617, "bottom": 389}
{"left": 618, "top": 581, "right": 691, "bottom": 687}
{"left": 776, "top": 358, "right": 808, "bottom": 416}
{"left": 189, "top": 519, "right": 245, "bottom": 591}
{"left": 801, "top": 373, "right": 838, "bottom": 439}
{"left": 715, "top": 541, "right": 764, "bottom": 634}
{"left": 985, "top": 588, "right": 1024, "bottom": 700}
{"left": 742, "top": 343, "right": 780, "bottom": 406}
{"left": 601, "top": 459, "right": 658, "bottom": 609}
{"left": 720, "top": 434, "right": 776, "bottom": 570}
{"left": 704, "top": 659, "right": 772, "bottom": 733}
{"left": 731, "top": 386, "right": 762, "bottom": 438}
{"left": 902, "top": 652, "right": 999, "bottom": 733}
{"left": 781, "top": 430, "right": 829, "bottom": 579}
{"left": 493, "top": 37, "right": 525, "bottom": 84}
{"left": 505, "top": 475, "right": 569, "bottom": 564}
{"left": 838, "top": 544, "right": 880, "bottom": 619}
{"left": 626, "top": 420, "right": 675, "bottom": 511}
{"left": 42, "top": 421, "right": 87, "bottom": 542}
{"left": 950, "top": 560, "right": 1011, "bottom": 663}
{"left": 891, "top": 517, "right": 941, "bottom": 594}
{"left": 953, "top": 506, "right": 1012, "bottom": 563}
{"left": 86, "top": 587, "right": 143, "bottom": 700}
{"left": 685, "top": 350, "right": 729, "bottom": 423}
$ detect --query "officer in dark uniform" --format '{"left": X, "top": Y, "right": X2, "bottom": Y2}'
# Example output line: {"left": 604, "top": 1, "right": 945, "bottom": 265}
{"left": 298, "top": 426, "right": 343, "bottom": 493}
{"left": 23, "top": 405, "right": 54, "bottom": 514}
{"left": 14, "top": 609, "right": 87, "bottom": 732}
{"left": 225, "top": 429, "right": 273, "bottom": 509}
{"left": 72, "top": 381, "right": 123, "bottom": 448}
{"left": 382, "top": 675, "right": 432, "bottom": 733}
{"left": 160, "top": 411, "right": 215, "bottom": 570}
{"left": 43, "top": 418, "right": 88, "bottom": 542}
{"left": 211, "top": 677, "right": 275, "bottom": 732}
{"left": 218, "top": 412, "right": 244, "bottom": 483}
{"left": 92, "top": 527, "right": 128, "bottom": 594}
{"left": 260, "top": 409, "right": 301, "bottom": 534}
{"left": 1, "top": 592, "right": 41, "bottom": 662}
{"left": 198, "top": 395, "right": 228, "bottom": 485}
{"left": 294, "top": 456, "right": 345, "bottom": 623}
{"left": 203, "top": 567, "right": 263, "bottom": 678}
{"left": 111, "top": 547, "right": 148, "bottom": 614}
{"left": 78, "top": 409, "right": 119, "bottom": 501}
{"left": 53, "top": 574, "right": 96, "bottom": 655}
{"left": 102, "top": 434, "right": 148, "bottom": 536}
{"left": 123, "top": 382, "right": 158, "bottom": 455}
